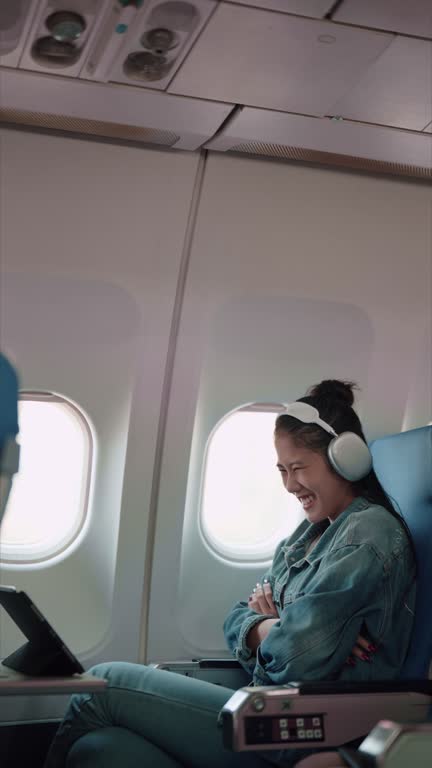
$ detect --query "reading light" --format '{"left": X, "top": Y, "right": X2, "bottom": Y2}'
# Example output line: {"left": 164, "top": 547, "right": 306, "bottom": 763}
{"left": 46, "top": 11, "right": 86, "bottom": 42}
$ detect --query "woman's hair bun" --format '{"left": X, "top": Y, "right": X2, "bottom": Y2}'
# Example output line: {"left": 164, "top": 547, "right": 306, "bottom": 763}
{"left": 306, "top": 379, "right": 358, "bottom": 407}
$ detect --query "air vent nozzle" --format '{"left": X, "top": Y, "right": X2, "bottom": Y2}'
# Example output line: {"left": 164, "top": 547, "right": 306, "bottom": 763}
{"left": 141, "top": 27, "right": 178, "bottom": 53}
{"left": 124, "top": 50, "right": 171, "bottom": 81}
{"left": 32, "top": 36, "right": 80, "bottom": 68}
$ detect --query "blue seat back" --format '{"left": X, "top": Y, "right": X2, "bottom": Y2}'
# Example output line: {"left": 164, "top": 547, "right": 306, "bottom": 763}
{"left": 370, "top": 426, "right": 432, "bottom": 678}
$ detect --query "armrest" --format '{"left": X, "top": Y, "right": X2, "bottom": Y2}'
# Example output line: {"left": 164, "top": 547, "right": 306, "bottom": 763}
{"left": 194, "top": 659, "right": 242, "bottom": 670}
{"left": 151, "top": 658, "right": 242, "bottom": 671}
{"left": 221, "top": 679, "right": 432, "bottom": 751}
{"left": 150, "top": 659, "right": 249, "bottom": 687}
{"left": 287, "top": 679, "right": 432, "bottom": 696}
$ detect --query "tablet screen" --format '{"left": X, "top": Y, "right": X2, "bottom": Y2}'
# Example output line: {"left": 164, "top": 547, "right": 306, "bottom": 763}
{"left": 0, "top": 586, "right": 84, "bottom": 676}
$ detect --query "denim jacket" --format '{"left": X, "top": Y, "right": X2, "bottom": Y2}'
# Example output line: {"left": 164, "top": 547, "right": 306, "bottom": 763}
{"left": 223, "top": 497, "right": 416, "bottom": 686}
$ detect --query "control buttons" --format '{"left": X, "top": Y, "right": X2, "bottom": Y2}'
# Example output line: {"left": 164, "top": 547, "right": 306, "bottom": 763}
{"left": 246, "top": 714, "right": 325, "bottom": 745}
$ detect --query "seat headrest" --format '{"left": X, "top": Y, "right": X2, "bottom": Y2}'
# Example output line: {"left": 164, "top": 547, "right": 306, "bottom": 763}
{"left": 370, "top": 426, "right": 432, "bottom": 678}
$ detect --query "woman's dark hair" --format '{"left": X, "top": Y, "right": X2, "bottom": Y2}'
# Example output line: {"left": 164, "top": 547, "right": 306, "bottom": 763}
{"left": 275, "top": 379, "right": 416, "bottom": 564}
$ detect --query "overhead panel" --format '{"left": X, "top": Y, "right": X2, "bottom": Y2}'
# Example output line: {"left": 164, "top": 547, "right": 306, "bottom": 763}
{"left": 424, "top": 122, "right": 432, "bottom": 133}
{"left": 0, "top": 0, "right": 39, "bottom": 67}
{"left": 334, "top": 0, "right": 432, "bottom": 40}
{"left": 0, "top": 69, "right": 234, "bottom": 150}
{"left": 83, "top": 0, "right": 217, "bottom": 90}
{"left": 169, "top": 4, "right": 393, "bottom": 116}
{"left": 108, "top": 0, "right": 216, "bottom": 90}
{"left": 329, "top": 36, "right": 432, "bottom": 131}
{"left": 223, "top": 0, "right": 335, "bottom": 18}
{"left": 18, "top": 0, "right": 111, "bottom": 78}
{"left": 205, "top": 108, "right": 432, "bottom": 178}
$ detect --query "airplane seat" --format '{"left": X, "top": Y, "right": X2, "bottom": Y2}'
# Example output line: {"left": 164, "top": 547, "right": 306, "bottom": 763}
{"left": 369, "top": 424, "right": 432, "bottom": 679}
{"left": 220, "top": 425, "right": 432, "bottom": 762}
{"left": 167, "top": 425, "right": 432, "bottom": 687}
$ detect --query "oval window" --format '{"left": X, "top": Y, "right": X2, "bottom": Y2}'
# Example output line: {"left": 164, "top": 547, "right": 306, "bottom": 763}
{"left": 200, "top": 408, "right": 304, "bottom": 561}
{"left": 0, "top": 393, "right": 93, "bottom": 564}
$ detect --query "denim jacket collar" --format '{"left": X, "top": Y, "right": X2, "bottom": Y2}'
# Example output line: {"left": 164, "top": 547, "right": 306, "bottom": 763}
{"left": 281, "top": 496, "right": 370, "bottom": 565}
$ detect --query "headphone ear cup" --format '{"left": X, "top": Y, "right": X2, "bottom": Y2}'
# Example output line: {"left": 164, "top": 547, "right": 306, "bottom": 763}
{"left": 327, "top": 432, "right": 373, "bottom": 482}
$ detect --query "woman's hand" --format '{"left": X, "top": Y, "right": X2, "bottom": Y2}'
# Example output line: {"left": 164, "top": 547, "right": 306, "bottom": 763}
{"left": 345, "top": 634, "right": 378, "bottom": 666}
{"left": 248, "top": 579, "right": 279, "bottom": 617}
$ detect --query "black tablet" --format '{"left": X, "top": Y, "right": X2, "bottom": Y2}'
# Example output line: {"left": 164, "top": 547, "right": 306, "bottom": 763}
{"left": 0, "top": 586, "right": 85, "bottom": 676}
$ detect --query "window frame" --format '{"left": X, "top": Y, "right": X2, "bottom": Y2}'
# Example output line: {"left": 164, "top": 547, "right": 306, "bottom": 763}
{"left": 0, "top": 390, "right": 94, "bottom": 566}
{"left": 199, "top": 402, "right": 303, "bottom": 564}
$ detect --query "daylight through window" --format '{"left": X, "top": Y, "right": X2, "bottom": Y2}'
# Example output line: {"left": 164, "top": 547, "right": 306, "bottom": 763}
{"left": 0, "top": 393, "right": 93, "bottom": 564}
{"left": 200, "top": 409, "right": 304, "bottom": 561}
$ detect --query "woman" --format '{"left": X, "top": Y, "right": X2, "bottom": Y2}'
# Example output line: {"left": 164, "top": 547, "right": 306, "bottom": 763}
{"left": 45, "top": 380, "right": 416, "bottom": 768}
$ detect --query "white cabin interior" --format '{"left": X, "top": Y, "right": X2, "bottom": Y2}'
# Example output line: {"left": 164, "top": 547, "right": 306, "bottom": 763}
{"left": 0, "top": 1, "right": 431, "bottom": 765}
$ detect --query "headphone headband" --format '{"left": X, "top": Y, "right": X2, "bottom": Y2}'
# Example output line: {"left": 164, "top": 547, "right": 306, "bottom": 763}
{"left": 280, "top": 402, "right": 338, "bottom": 437}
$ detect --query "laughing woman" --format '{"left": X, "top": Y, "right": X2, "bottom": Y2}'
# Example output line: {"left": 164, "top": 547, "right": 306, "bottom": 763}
{"left": 45, "top": 380, "right": 416, "bottom": 768}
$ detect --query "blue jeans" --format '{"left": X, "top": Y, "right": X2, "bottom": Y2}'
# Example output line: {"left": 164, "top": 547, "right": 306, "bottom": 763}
{"left": 44, "top": 663, "right": 322, "bottom": 767}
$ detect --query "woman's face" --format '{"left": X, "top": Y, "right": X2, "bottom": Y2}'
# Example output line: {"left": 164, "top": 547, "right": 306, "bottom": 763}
{"left": 274, "top": 432, "right": 356, "bottom": 523}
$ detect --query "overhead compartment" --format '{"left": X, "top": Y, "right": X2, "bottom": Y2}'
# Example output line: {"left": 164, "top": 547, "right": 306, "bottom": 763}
{"left": 328, "top": 35, "right": 432, "bottom": 132}
{"left": 0, "top": 68, "right": 233, "bottom": 150}
{"left": 205, "top": 108, "right": 432, "bottom": 179}
{"left": 168, "top": 3, "right": 394, "bottom": 116}
{"left": 223, "top": 0, "right": 335, "bottom": 17}
{"left": 334, "top": 0, "right": 432, "bottom": 40}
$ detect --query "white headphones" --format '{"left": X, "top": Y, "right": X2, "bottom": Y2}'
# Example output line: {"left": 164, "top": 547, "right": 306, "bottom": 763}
{"left": 280, "top": 402, "right": 372, "bottom": 482}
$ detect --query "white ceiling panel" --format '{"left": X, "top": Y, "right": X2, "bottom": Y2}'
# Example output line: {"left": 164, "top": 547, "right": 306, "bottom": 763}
{"left": 206, "top": 108, "right": 432, "bottom": 169}
{"left": 169, "top": 4, "right": 393, "bottom": 116}
{"left": 223, "top": 1, "right": 335, "bottom": 18}
{"left": 334, "top": 0, "right": 432, "bottom": 40}
{"left": 329, "top": 36, "right": 432, "bottom": 131}
{"left": 424, "top": 122, "right": 432, "bottom": 133}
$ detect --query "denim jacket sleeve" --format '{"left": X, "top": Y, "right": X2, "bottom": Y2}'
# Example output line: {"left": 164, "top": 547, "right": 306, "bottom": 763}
{"left": 223, "top": 542, "right": 285, "bottom": 675}
{"left": 252, "top": 542, "right": 389, "bottom": 685}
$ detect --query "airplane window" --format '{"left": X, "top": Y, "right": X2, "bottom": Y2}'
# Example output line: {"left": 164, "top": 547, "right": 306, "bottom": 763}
{"left": 0, "top": 393, "right": 93, "bottom": 565}
{"left": 200, "top": 410, "right": 304, "bottom": 562}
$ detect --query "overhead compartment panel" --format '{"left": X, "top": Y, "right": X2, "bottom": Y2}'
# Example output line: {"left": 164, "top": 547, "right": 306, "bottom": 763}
{"left": 169, "top": 4, "right": 393, "bottom": 116}
{"left": 0, "top": 69, "right": 233, "bottom": 150}
{"left": 334, "top": 0, "right": 432, "bottom": 40}
{"left": 206, "top": 108, "right": 432, "bottom": 177}
{"left": 223, "top": 1, "right": 335, "bottom": 18}
{"left": 329, "top": 36, "right": 432, "bottom": 131}
{"left": 0, "top": 0, "right": 39, "bottom": 67}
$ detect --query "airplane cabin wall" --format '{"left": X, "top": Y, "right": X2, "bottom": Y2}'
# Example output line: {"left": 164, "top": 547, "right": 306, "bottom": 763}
{"left": 148, "top": 152, "right": 432, "bottom": 660}
{"left": 0, "top": 130, "right": 200, "bottom": 722}
{"left": 0, "top": 128, "right": 430, "bottom": 719}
